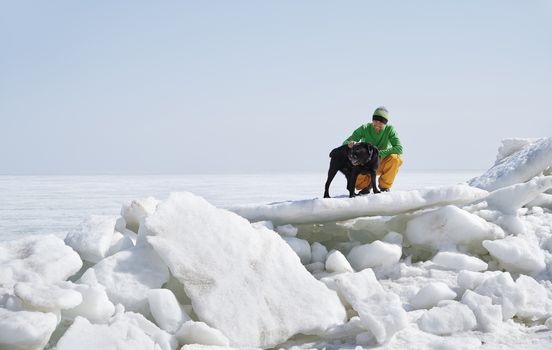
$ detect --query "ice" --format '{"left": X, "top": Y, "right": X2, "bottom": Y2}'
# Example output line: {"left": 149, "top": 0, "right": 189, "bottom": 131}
{"left": 327, "top": 269, "right": 383, "bottom": 305}
{"left": 282, "top": 236, "right": 311, "bottom": 264}
{"left": 64, "top": 215, "right": 119, "bottom": 263}
{"left": 405, "top": 205, "right": 505, "bottom": 253}
{"left": 62, "top": 270, "right": 115, "bottom": 323}
{"left": 346, "top": 240, "right": 402, "bottom": 271}
{"left": 115, "top": 311, "right": 177, "bottom": 350}
{"left": 431, "top": 251, "right": 488, "bottom": 272}
{"left": 7, "top": 136, "right": 552, "bottom": 349}
{"left": 322, "top": 269, "right": 406, "bottom": 344}
{"left": 526, "top": 193, "right": 552, "bottom": 210}
{"left": 148, "top": 289, "right": 190, "bottom": 334}
{"left": 484, "top": 176, "right": 552, "bottom": 214}
{"left": 473, "top": 272, "right": 525, "bottom": 320}
{"left": 469, "top": 137, "right": 552, "bottom": 191}
{"left": 276, "top": 224, "right": 298, "bottom": 237}
{"left": 482, "top": 236, "right": 545, "bottom": 275}
{"left": 83, "top": 245, "right": 170, "bottom": 314}
{"left": 121, "top": 196, "right": 159, "bottom": 233}
{"left": 0, "top": 235, "right": 82, "bottom": 287}
{"left": 456, "top": 270, "right": 502, "bottom": 296}
{"left": 14, "top": 281, "right": 82, "bottom": 312}
{"left": 460, "top": 290, "right": 502, "bottom": 332}
{"left": 142, "top": 192, "right": 346, "bottom": 348}
{"left": 311, "top": 242, "right": 328, "bottom": 264}
{"left": 495, "top": 138, "right": 541, "bottom": 163}
{"left": 231, "top": 184, "right": 488, "bottom": 225}
{"left": 417, "top": 301, "right": 477, "bottom": 335}
{"left": 176, "top": 321, "right": 230, "bottom": 347}
{"left": 355, "top": 291, "right": 408, "bottom": 344}
{"left": 55, "top": 313, "right": 175, "bottom": 350}
{"left": 410, "top": 282, "right": 457, "bottom": 310}
{"left": 382, "top": 231, "right": 403, "bottom": 245}
{"left": 325, "top": 250, "right": 354, "bottom": 273}
{"left": 0, "top": 308, "right": 58, "bottom": 350}
{"left": 106, "top": 231, "right": 135, "bottom": 256}
{"left": 515, "top": 275, "right": 552, "bottom": 322}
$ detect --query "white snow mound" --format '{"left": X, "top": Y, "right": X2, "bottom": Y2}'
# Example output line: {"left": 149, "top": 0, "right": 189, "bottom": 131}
{"left": 142, "top": 192, "right": 346, "bottom": 348}
{"left": 417, "top": 301, "right": 476, "bottom": 335}
{"left": 482, "top": 236, "right": 545, "bottom": 275}
{"left": 347, "top": 240, "right": 401, "bottom": 270}
{"left": 405, "top": 205, "right": 504, "bottom": 252}
{"left": 231, "top": 184, "right": 488, "bottom": 225}
{"left": 469, "top": 137, "right": 552, "bottom": 191}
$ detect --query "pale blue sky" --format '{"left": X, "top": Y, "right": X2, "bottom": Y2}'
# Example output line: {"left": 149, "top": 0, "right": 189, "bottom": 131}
{"left": 1, "top": 1, "right": 551, "bottom": 174}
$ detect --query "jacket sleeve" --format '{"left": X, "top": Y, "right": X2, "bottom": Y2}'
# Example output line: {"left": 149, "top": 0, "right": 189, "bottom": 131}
{"left": 342, "top": 125, "right": 365, "bottom": 145}
{"left": 379, "top": 127, "right": 403, "bottom": 158}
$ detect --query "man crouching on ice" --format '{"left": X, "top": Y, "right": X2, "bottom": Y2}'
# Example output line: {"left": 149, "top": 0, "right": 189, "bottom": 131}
{"left": 343, "top": 106, "right": 404, "bottom": 194}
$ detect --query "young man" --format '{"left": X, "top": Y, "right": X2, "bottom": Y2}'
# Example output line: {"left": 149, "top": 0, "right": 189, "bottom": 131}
{"left": 343, "top": 106, "right": 403, "bottom": 193}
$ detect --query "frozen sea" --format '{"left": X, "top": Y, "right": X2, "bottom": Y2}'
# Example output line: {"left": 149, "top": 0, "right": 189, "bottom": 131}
{"left": 0, "top": 171, "right": 481, "bottom": 241}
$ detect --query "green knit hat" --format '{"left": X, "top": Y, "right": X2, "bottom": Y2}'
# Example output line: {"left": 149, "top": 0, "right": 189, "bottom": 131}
{"left": 372, "top": 106, "right": 389, "bottom": 124}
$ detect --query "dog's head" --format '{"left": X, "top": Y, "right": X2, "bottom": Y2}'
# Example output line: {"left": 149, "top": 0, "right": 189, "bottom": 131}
{"left": 348, "top": 143, "right": 374, "bottom": 166}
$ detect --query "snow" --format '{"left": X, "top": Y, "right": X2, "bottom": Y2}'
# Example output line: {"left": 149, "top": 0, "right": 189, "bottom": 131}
{"left": 141, "top": 192, "right": 346, "bottom": 348}
{"left": 405, "top": 205, "right": 505, "bottom": 253}
{"left": 62, "top": 270, "right": 115, "bottom": 323}
{"left": 495, "top": 138, "right": 541, "bottom": 162}
{"left": 469, "top": 137, "right": 552, "bottom": 191}
{"left": 410, "top": 282, "right": 457, "bottom": 310}
{"left": 355, "top": 291, "right": 408, "bottom": 344}
{"left": 431, "top": 251, "right": 488, "bottom": 272}
{"left": 310, "top": 242, "right": 328, "bottom": 264}
{"left": 461, "top": 290, "right": 502, "bottom": 332}
{"left": 325, "top": 269, "right": 383, "bottom": 306}
{"left": 346, "top": 240, "right": 402, "bottom": 270}
{"left": 483, "top": 236, "right": 546, "bottom": 275}
{"left": 175, "top": 321, "right": 230, "bottom": 347}
{"left": 275, "top": 224, "right": 298, "bottom": 237}
{"left": 83, "top": 245, "right": 170, "bottom": 314}
{"left": 148, "top": 289, "right": 190, "bottom": 334}
{"left": 231, "top": 184, "right": 488, "bottom": 225}
{"left": 417, "top": 301, "right": 476, "bottom": 335}
{"left": 0, "top": 235, "right": 82, "bottom": 288}
{"left": 121, "top": 196, "right": 159, "bottom": 233}
{"left": 325, "top": 250, "right": 353, "bottom": 273}
{"left": 14, "top": 281, "right": 82, "bottom": 312}
{"left": 282, "top": 236, "right": 311, "bottom": 264}
{"left": 0, "top": 308, "right": 58, "bottom": 350}
{"left": 64, "top": 215, "right": 119, "bottom": 263}
{"left": 3, "top": 137, "right": 552, "bottom": 349}
{"left": 473, "top": 272, "right": 524, "bottom": 320}
{"left": 515, "top": 275, "right": 552, "bottom": 322}
{"left": 484, "top": 175, "right": 552, "bottom": 215}
{"left": 55, "top": 313, "right": 176, "bottom": 350}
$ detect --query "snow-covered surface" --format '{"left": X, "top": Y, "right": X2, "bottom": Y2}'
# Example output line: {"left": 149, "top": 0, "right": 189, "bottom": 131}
{"left": 469, "top": 137, "right": 552, "bottom": 191}
{"left": 231, "top": 183, "right": 489, "bottom": 225}
{"left": 64, "top": 215, "right": 119, "bottom": 263}
{"left": 141, "top": 192, "right": 346, "bottom": 348}
{"left": 2, "top": 139, "right": 552, "bottom": 349}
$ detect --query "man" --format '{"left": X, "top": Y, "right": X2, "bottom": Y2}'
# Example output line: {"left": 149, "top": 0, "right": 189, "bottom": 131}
{"left": 343, "top": 106, "right": 403, "bottom": 193}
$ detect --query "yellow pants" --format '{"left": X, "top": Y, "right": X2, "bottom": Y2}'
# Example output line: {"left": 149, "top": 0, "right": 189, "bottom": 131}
{"left": 355, "top": 154, "right": 403, "bottom": 190}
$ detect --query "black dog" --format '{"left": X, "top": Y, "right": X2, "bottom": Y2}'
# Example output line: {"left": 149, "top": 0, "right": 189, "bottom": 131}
{"left": 323, "top": 142, "right": 380, "bottom": 198}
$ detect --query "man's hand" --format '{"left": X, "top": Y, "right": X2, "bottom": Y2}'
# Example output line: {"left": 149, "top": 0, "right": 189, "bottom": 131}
{"left": 347, "top": 141, "right": 356, "bottom": 148}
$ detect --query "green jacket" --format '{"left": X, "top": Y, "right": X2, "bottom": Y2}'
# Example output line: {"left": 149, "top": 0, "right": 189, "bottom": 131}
{"left": 343, "top": 123, "right": 403, "bottom": 159}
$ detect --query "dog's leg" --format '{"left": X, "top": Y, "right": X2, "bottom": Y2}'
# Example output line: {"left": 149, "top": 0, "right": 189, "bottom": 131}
{"left": 324, "top": 166, "right": 339, "bottom": 198}
{"left": 348, "top": 169, "right": 359, "bottom": 198}
{"left": 371, "top": 169, "right": 381, "bottom": 194}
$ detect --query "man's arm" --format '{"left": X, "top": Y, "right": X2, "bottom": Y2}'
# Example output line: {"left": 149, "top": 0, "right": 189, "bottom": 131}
{"left": 342, "top": 125, "right": 365, "bottom": 145}
{"left": 379, "top": 127, "right": 403, "bottom": 158}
